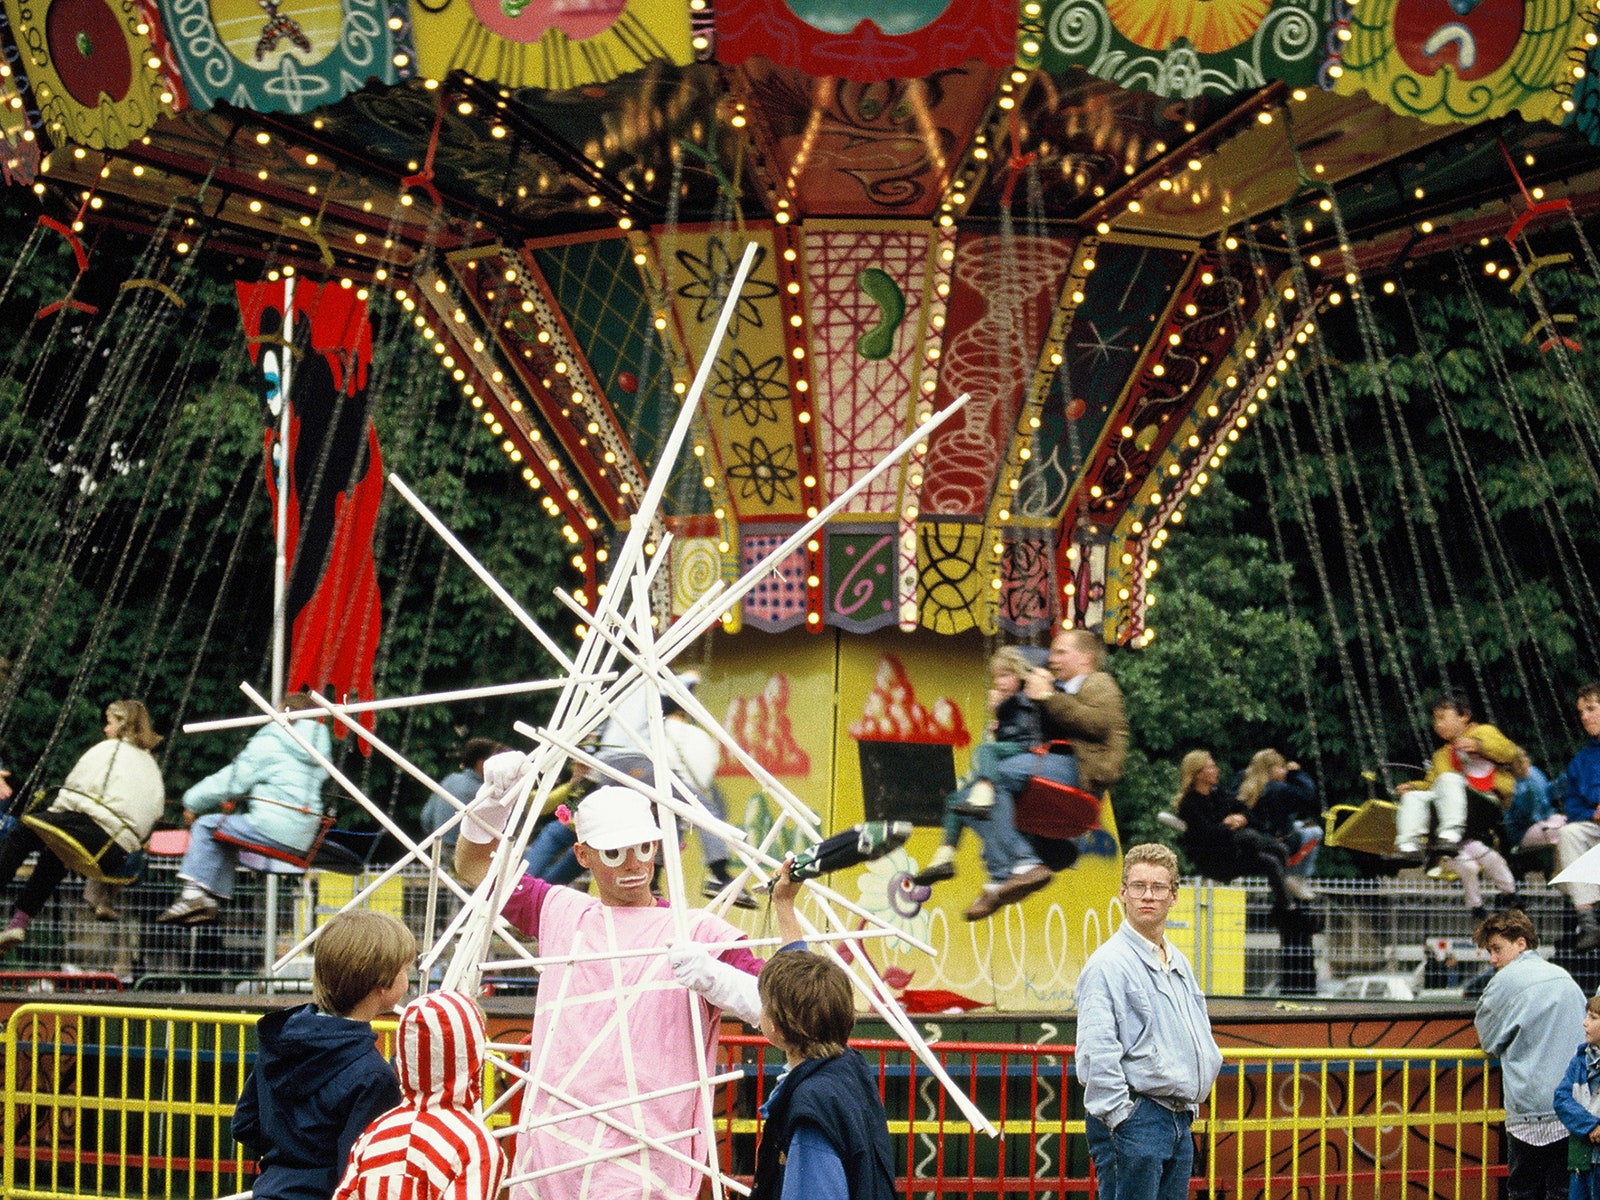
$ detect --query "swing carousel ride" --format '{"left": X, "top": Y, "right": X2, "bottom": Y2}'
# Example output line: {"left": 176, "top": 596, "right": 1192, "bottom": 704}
{"left": 8, "top": 0, "right": 1600, "bottom": 1007}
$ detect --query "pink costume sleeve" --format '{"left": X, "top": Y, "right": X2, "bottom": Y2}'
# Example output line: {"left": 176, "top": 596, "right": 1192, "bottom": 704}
{"left": 500, "top": 872, "right": 550, "bottom": 938}
{"left": 717, "top": 943, "right": 764, "bottom": 977}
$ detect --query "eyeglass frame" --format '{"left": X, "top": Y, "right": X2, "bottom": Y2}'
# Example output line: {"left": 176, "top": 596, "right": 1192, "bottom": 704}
{"left": 1122, "top": 880, "right": 1176, "bottom": 899}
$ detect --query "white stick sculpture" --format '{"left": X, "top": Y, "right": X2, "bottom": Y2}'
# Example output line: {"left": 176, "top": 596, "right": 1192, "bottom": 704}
{"left": 196, "top": 240, "right": 998, "bottom": 1200}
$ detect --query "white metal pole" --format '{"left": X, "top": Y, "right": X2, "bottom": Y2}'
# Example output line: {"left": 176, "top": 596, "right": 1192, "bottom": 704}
{"left": 271, "top": 275, "right": 295, "bottom": 708}
{"left": 266, "top": 274, "right": 295, "bottom": 985}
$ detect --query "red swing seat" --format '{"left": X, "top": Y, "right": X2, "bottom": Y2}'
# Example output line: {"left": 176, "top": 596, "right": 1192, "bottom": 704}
{"left": 210, "top": 797, "right": 336, "bottom": 872}
{"left": 1013, "top": 743, "right": 1103, "bottom": 842}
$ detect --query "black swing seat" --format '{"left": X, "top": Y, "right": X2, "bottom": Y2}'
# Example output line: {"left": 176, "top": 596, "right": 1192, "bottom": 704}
{"left": 1013, "top": 745, "right": 1103, "bottom": 842}
{"left": 22, "top": 792, "right": 148, "bottom": 886}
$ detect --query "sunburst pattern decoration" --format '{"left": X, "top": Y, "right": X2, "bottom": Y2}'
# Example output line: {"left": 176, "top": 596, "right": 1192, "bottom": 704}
{"left": 1032, "top": 0, "right": 1329, "bottom": 95}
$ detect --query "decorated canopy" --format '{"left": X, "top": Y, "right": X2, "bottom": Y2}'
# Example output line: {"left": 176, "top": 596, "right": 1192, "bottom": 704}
{"left": 6, "top": 0, "right": 1600, "bottom": 641}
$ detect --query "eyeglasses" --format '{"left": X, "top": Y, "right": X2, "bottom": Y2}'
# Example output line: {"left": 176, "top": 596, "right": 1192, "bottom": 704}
{"left": 596, "top": 841, "right": 659, "bottom": 868}
{"left": 1124, "top": 881, "right": 1174, "bottom": 898}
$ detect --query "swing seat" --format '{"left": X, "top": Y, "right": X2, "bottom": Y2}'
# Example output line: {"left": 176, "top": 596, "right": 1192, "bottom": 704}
{"left": 210, "top": 797, "right": 336, "bottom": 872}
{"left": 21, "top": 787, "right": 150, "bottom": 885}
{"left": 1014, "top": 775, "right": 1102, "bottom": 842}
{"left": 1323, "top": 800, "right": 1398, "bottom": 857}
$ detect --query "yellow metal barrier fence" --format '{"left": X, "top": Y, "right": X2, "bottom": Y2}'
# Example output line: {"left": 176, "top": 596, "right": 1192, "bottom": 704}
{"left": 1, "top": 1005, "right": 1500, "bottom": 1200}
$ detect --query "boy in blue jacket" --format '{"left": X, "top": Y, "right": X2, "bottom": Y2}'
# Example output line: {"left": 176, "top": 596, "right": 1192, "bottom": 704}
{"left": 752, "top": 949, "right": 895, "bottom": 1200}
{"left": 1475, "top": 909, "right": 1587, "bottom": 1200}
{"left": 1552, "top": 994, "right": 1600, "bottom": 1200}
{"left": 233, "top": 909, "right": 415, "bottom": 1200}
{"left": 1558, "top": 685, "right": 1600, "bottom": 950}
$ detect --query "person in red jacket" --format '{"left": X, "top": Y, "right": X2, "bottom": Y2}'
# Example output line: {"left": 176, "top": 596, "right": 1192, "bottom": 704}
{"left": 334, "top": 990, "right": 507, "bottom": 1200}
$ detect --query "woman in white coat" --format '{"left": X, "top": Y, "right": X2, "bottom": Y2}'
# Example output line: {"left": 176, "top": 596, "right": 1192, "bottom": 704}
{"left": 0, "top": 700, "right": 165, "bottom": 949}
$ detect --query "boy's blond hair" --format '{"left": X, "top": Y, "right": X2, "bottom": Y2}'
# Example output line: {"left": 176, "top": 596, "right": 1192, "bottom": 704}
{"left": 758, "top": 951, "right": 854, "bottom": 1060}
{"left": 989, "top": 647, "right": 1033, "bottom": 681}
{"left": 313, "top": 910, "right": 416, "bottom": 1016}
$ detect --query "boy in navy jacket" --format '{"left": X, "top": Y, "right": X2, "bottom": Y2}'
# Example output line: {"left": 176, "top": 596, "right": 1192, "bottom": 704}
{"left": 752, "top": 950, "right": 894, "bottom": 1200}
{"left": 233, "top": 910, "right": 416, "bottom": 1200}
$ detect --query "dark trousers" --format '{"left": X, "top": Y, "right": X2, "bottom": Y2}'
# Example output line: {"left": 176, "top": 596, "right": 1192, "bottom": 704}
{"left": 0, "top": 824, "right": 69, "bottom": 917}
{"left": 1506, "top": 1132, "right": 1568, "bottom": 1200}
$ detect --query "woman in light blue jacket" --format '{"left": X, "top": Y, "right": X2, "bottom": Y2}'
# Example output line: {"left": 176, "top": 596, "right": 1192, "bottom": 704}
{"left": 157, "top": 693, "right": 331, "bottom": 926}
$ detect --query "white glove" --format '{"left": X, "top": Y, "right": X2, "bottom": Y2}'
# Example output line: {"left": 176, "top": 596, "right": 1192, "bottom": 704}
{"left": 668, "top": 942, "right": 762, "bottom": 1027}
{"left": 460, "top": 751, "right": 528, "bottom": 845}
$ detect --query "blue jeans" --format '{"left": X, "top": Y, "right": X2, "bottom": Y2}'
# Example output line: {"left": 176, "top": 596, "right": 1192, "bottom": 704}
{"left": 1085, "top": 1098, "right": 1195, "bottom": 1200}
{"left": 523, "top": 820, "right": 581, "bottom": 884}
{"left": 961, "top": 751, "right": 1080, "bottom": 882}
{"left": 180, "top": 813, "right": 305, "bottom": 900}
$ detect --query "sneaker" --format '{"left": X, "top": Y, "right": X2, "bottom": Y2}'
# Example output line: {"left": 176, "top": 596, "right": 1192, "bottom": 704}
{"left": 92, "top": 905, "right": 120, "bottom": 922}
{"left": 1471, "top": 905, "right": 1489, "bottom": 924}
{"left": 702, "top": 878, "right": 758, "bottom": 910}
{"left": 949, "top": 782, "right": 995, "bottom": 820}
{"left": 912, "top": 860, "right": 956, "bottom": 886}
{"left": 157, "top": 894, "right": 219, "bottom": 925}
{"left": 1578, "top": 912, "right": 1600, "bottom": 953}
{"left": 912, "top": 846, "right": 957, "bottom": 886}
{"left": 1494, "top": 891, "right": 1519, "bottom": 910}
{"left": 0, "top": 926, "right": 24, "bottom": 953}
{"left": 1435, "top": 830, "right": 1464, "bottom": 850}
{"left": 1285, "top": 875, "right": 1317, "bottom": 902}
{"left": 1388, "top": 843, "right": 1425, "bottom": 865}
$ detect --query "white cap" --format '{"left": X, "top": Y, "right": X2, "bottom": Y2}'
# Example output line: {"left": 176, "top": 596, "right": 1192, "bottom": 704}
{"left": 574, "top": 787, "right": 662, "bottom": 850}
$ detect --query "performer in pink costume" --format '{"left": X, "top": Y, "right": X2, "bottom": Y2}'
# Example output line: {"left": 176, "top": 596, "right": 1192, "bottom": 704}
{"left": 456, "top": 773, "right": 804, "bottom": 1200}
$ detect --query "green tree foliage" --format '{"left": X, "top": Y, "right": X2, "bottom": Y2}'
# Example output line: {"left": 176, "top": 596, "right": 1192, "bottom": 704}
{"left": 1121, "top": 248, "right": 1600, "bottom": 871}
{"left": 0, "top": 191, "right": 576, "bottom": 838}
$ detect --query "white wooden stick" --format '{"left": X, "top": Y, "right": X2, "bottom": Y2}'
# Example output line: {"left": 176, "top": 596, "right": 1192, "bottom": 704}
{"left": 181, "top": 677, "right": 602, "bottom": 734}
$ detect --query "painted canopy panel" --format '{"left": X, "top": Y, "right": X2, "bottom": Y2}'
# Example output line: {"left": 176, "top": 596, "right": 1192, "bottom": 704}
{"left": 1119, "top": 88, "right": 1456, "bottom": 240}
{"left": 715, "top": 0, "right": 1014, "bottom": 82}
{"left": 531, "top": 235, "right": 673, "bottom": 479}
{"left": 965, "top": 74, "right": 1239, "bottom": 221}
{"left": 661, "top": 227, "right": 802, "bottom": 522}
{"left": 1020, "top": 240, "right": 1190, "bottom": 520}
{"left": 738, "top": 59, "right": 1001, "bottom": 220}
{"left": 802, "top": 222, "right": 930, "bottom": 515}
{"left": 922, "top": 231, "right": 1076, "bottom": 518}
{"left": 1332, "top": 0, "right": 1591, "bottom": 125}
{"left": 409, "top": 0, "right": 691, "bottom": 89}
{"left": 154, "top": 0, "right": 410, "bottom": 114}
{"left": 1035, "top": 0, "right": 1331, "bottom": 96}
{"left": 3, "top": 0, "right": 167, "bottom": 149}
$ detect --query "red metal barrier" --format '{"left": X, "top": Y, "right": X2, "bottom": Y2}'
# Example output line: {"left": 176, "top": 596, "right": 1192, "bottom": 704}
{"left": 716, "top": 1035, "right": 1504, "bottom": 1200}
{"left": 0, "top": 973, "right": 123, "bottom": 994}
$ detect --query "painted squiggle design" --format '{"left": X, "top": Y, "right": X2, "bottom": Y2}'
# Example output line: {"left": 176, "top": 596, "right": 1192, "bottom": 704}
{"left": 923, "top": 236, "right": 1073, "bottom": 515}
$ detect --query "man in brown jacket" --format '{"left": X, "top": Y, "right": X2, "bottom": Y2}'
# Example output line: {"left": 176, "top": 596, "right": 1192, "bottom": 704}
{"left": 957, "top": 626, "right": 1128, "bottom": 919}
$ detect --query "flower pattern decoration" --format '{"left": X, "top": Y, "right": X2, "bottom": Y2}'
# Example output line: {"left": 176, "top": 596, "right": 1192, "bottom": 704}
{"left": 675, "top": 239, "right": 778, "bottom": 336}
{"left": 726, "top": 437, "right": 799, "bottom": 505}
{"left": 710, "top": 348, "right": 787, "bottom": 427}
{"left": 857, "top": 848, "right": 933, "bottom": 943}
